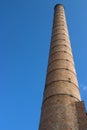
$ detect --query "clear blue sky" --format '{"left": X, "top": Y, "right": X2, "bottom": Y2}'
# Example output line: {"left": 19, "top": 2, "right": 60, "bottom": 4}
{"left": 0, "top": 0, "right": 87, "bottom": 130}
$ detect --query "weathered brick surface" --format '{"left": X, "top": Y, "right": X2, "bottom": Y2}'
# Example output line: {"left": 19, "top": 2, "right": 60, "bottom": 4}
{"left": 39, "top": 96, "right": 79, "bottom": 130}
{"left": 51, "top": 40, "right": 71, "bottom": 50}
{"left": 47, "top": 59, "right": 76, "bottom": 74}
{"left": 48, "top": 51, "right": 74, "bottom": 65}
{"left": 46, "top": 69, "right": 78, "bottom": 86}
{"left": 51, "top": 33, "right": 70, "bottom": 40}
{"left": 52, "top": 29, "right": 69, "bottom": 37}
{"left": 50, "top": 43, "right": 72, "bottom": 56}
{"left": 53, "top": 25, "right": 68, "bottom": 31}
{"left": 76, "top": 101, "right": 87, "bottom": 130}
{"left": 51, "top": 40, "right": 71, "bottom": 49}
{"left": 44, "top": 81, "right": 81, "bottom": 101}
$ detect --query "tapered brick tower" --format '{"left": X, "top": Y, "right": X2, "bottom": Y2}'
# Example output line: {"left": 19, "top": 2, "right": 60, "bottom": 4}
{"left": 39, "top": 4, "right": 87, "bottom": 130}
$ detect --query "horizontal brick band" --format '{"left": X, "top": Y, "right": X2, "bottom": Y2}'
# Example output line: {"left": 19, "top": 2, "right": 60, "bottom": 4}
{"left": 54, "top": 12, "right": 65, "bottom": 16}
{"left": 51, "top": 38, "right": 70, "bottom": 44}
{"left": 48, "top": 59, "right": 75, "bottom": 74}
{"left": 54, "top": 18, "right": 65, "bottom": 22}
{"left": 51, "top": 40, "right": 71, "bottom": 47}
{"left": 51, "top": 44, "right": 71, "bottom": 51}
{"left": 53, "top": 24, "right": 67, "bottom": 30}
{"left": 44, "top": 80, "right": 80, "bottom": 95}
{"left": 52, "top": 28, "right": 68, "bottom": 35}
{"left": 54, "top": 14, "right": 64, "bottom": 18}
{"left": 51, "top": 37, "right": 69, "bottom": 44}
{"left": 55, "top": 17, "right": 65, "bottom": 20}
{"left": 53, "top": 22, "right": 67, "bottom": 27}
{"left": 52, "top": 28, "right": 68, "bottom": 34}
{"left": 48, "top": 59, "right": 74, "bottom": 66}
{"left": 53, "top": 18, "right": 66, "bottom": 22}
{"left": 54, "top": 19, "right": 66, "bottom": 24}
{"left": 54, "top": 13, "right": 64, "bottom": 16}
{"left": 45, "top": 80, "right": 79, "bottom": 90}
{"left": 51, "top": 33, "right": 69, "bottom": 42}
{"left": 47, "top": 68, "right": 76, "bottom": 77}
{"left": 54, "top": 12, "right": 64, "bottom": 16}
{"left": 52, "top": 30, "right": 68, "bottom": 37}
{"left": 46, "top": 69, "right": 78, "bottom": 87}
{"left": 43, "top": 93, "right": 80, "bottom": 105}
{"left": 50, "top": 50, "right": 72, "bottom": 57}
{"left": 52, "top": 32, "right": 69, "bottom": 37}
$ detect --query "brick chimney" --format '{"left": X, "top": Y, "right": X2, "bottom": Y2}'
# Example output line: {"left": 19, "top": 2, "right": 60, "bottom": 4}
{"left": 38, "top": 4, "right": 87, "bottom": 130}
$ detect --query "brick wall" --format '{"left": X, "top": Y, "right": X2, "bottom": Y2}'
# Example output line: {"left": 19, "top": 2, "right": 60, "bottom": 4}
{"left": 76, "top": 101, "right": 87, "bottom": 130}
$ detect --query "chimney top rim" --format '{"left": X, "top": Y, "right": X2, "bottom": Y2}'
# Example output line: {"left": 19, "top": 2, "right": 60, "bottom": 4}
{"left": 54, "top": 4, "right": 64, "bottom": 10}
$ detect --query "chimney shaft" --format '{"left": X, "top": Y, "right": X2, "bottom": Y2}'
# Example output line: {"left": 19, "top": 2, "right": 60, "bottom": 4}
{"left": 39, "top": 4, "right": 81, "bottom": 130}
